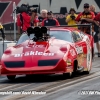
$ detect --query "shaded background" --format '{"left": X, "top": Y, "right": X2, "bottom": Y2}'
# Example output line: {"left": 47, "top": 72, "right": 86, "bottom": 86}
{"left": 0, "top": 0, "right": 100, "bottom": 40}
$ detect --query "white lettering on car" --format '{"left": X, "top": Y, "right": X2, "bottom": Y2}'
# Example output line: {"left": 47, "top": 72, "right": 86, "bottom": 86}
{"left": 14, "top": 51, "right": 55, "bottom": 57}
{"left": 14, "top": 54, "right": 21, "bottom": 57}
{"left": 24, "top": 52, "right": 30, "bottom": 56}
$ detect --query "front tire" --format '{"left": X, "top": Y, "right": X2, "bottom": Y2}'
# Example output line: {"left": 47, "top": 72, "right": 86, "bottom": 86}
{"left": 7, "top": 75, "right": 16, "bottom": 81}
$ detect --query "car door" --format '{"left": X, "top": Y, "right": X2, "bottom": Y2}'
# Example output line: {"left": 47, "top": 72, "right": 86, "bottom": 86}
{"left": 72, "top": 31, "right": 87, "bottom": 67}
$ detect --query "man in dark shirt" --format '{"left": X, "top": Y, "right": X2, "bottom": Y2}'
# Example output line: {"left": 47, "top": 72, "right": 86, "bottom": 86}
{"left": 42, "top": 11, "right": 60, "bottom": 26}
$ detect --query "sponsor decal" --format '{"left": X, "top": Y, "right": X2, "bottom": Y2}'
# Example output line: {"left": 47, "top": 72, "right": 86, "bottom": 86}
{"left": 80, "top": 32, "right": 85, "bottom": 38}
{"left": 75, "top": 46, "right": 83, "bottom": 54}
{"left": 14, "top": 51, "right": 55, "bottom": 57}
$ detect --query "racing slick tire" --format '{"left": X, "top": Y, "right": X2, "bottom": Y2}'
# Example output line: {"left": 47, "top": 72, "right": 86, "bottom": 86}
{"left": 84, "top": 49, "right": 92, "bottom": 74}
{"left": 7, "top": 75, "right": 16, "bottom": 81}
{"left": 92, "top": 48, "right": 94, "bottom": 60}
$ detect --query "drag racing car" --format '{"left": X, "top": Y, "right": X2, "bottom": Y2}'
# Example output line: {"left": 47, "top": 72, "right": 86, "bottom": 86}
{"left": 0, "top": 25, "right": 94, "bottom": 80}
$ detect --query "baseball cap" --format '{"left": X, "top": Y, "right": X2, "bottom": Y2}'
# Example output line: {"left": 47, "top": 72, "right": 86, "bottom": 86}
{"left": 47, "top": 11, "right": 53, "bottom": 15}
{"left": 84, "top": 3, "right": 89, "bottom": 8}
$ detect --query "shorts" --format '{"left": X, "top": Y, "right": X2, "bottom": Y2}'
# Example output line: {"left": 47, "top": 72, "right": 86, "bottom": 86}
{"left": 94, "top": 32, "right": 99, "bottom": 43}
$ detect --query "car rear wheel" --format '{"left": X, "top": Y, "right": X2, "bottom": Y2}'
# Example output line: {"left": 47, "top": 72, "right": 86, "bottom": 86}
{"left": 92, "top": 48, "right": 94, "bottom": 59}
{"left": 7, "top": 75, "right": 16, "bottom": 81}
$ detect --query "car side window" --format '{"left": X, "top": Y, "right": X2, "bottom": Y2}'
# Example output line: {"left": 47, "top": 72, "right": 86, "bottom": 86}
{"left": 72, "top": 31, "right": 82, "bottom": 42}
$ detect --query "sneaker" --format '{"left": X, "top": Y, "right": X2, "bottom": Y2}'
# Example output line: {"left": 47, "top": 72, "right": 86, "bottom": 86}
{"left": 98, "top": 53, "right": 100, "bottom": 57}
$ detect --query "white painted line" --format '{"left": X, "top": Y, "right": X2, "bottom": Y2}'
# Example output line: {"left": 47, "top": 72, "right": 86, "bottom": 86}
{"left": 45, "top": 72, "right": 100, "bottom": 93}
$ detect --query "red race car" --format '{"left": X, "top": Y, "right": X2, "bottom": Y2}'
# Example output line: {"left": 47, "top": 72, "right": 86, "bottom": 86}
{"left": 0, "top": 25, "right": 94, "bottom": 80}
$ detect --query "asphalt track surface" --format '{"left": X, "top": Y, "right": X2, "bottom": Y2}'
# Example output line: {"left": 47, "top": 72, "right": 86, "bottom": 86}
{"left": 0, "top": 56, "right": 100, "bottom": 100}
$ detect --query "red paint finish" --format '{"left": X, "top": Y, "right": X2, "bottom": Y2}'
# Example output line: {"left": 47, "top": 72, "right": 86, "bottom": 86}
{"left": 0, "top": 27, "right": 93, "bottom": 76}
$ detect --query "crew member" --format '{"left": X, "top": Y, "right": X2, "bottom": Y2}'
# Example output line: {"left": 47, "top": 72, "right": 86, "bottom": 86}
{"left": 94, "top": 11, "right": 100, "bottom": 57}
{"left": 30, "top": 8, "right": 39, "bottom": 27}
{"left": 42, "top": 11, "right": 60, "bottom": 26}
{"left": 75, "top": 3, "right": 95, "bottom": 34}
{"left": 0, "top": 23, "right": 5, "bottom": 39}
{"left": 38, "top": 9, "right": 47, "bottom": 26}
{"left": 90, "top": 5, "right": 100, "bottom": 57}
{"left": 66, "top": 8, "right": 77, "bottom": 28}
{"left": 17, "top": 4, "right": 39, "bottom": 34}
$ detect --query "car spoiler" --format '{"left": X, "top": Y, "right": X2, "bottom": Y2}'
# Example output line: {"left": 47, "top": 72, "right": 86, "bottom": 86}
{"left": 46, "top": 24, "right": 93, "bottom": 36}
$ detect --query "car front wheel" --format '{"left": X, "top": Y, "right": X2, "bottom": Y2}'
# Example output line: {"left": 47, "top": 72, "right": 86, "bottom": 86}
{"left": 7, "top": 75, "right": 16, "bottom": 81}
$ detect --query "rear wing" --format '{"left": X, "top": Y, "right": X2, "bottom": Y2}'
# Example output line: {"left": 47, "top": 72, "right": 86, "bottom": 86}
{"left": 46, "top": 24, "right": 93, "bottom": 36}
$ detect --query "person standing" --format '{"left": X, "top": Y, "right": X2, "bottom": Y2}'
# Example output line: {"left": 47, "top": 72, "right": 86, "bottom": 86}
{"left": 75, "top": 3, "right": 95, "bottom": 34}
{"left": 38, "top": 9, "right": 47, "bottom": 26}
{"left": 0, "top": 23, "right": 5, "bottom": 39}
{"left": 42, "top": 11, "right": 60, "bottom": 26}
{"left": 66, "top": 8, "right": 77, "bottom": 28}
{"left": 17, "top": 4, "right": 39, "bottom": 34}
{"left": 90, "top": 5, "right": 100, "bottom": 57}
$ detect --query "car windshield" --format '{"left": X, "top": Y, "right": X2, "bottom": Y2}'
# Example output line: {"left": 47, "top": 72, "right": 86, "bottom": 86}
{"left": 49, "top": 30, "right": 73, "bottom": 42}
{"left": 17, "top": 30, "right": 73, "bottom": 44}
{"left": 17, "top": 34, "right": 34, "bottom": 44}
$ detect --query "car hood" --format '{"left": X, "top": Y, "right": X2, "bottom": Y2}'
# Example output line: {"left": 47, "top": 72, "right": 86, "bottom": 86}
{"left": 1, "top": 39, "right": 71, "bottom": 67}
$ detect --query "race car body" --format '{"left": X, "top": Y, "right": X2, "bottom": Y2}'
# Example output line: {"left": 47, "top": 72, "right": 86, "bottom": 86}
{"left": 0, "top": 26, "right": 93, "bottom": 80}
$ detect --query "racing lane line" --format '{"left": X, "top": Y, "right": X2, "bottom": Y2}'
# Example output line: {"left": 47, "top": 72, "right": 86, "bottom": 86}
{"left": 0, "top": 80, "right": 58, "bottom": 92}
{"left": 0, "top": 83, "right": 38, "bottom": 92}
{"left": 14, "top": 72, "right": 100, "bottom": 100}
{"left": 25, "top": 71, "right": 100, "bottom": 93}
{"left": 0, "top": 84, "right": 32, "bottom": 91}
{"left": 0, "top": 64, "right": 100, "bottom": 92}
{"left": 3, "top": 71, "right": 100, "bottom": 100}
{"left": 26, "top": 71, "right": 100, "bottom": 92}
{"left": 5, "top": 64, "right": 100, "bottom": 92}
{"left": 9, "top": 82, "right": 57, "bottom": 92}
{"left": 0, "top": 84, "right": 25, "bottom": 91}
{"left": 3, "top": 65, "right": 100, "bottom": 92}
{"left": 0, "top": 82, "right": 59, "bottom": 100}
{"left": 45, "top": 71, "right": 100, "bottom": 93}
{"left": 0, "top": 84, "right": 17, "bottom": 89}
{"left": 34, "top": 75, "right": 100, "bottom": 100}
